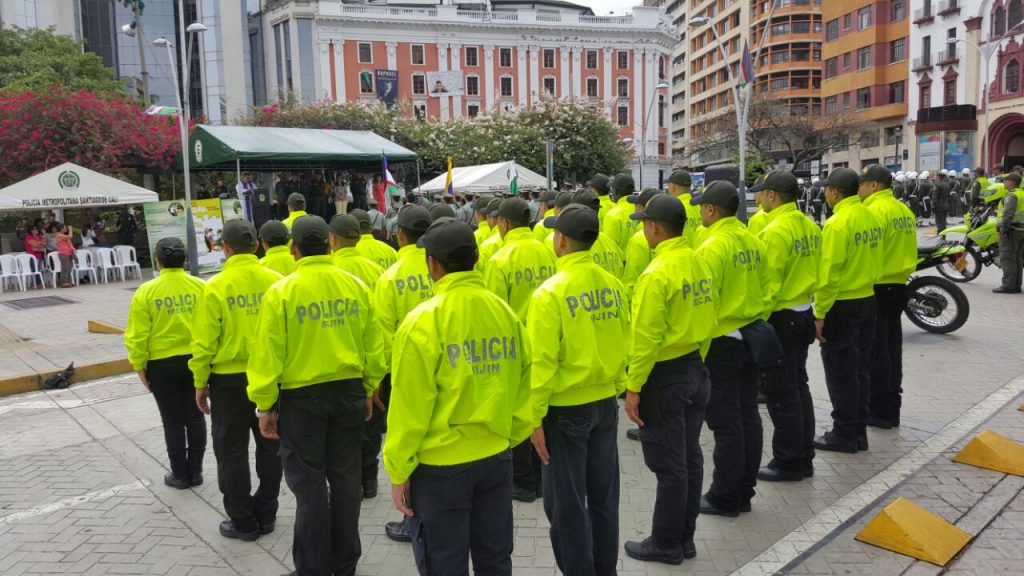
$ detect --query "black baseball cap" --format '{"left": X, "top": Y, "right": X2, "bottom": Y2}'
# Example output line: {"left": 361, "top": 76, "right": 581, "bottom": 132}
{"left": 397, "top": 204, "right": 433, "bottom": 232}
{"left": 497, "top": 198, "right": 531, "bottom": 222}
{"left": 329, "top": 214, "right": 361, "bottom": 239}
{"left": 570, "top": 189, "right": 600, "bottom": 212}
{"left": 588, "top": 173, "right": 611, "bottom": 194}
{"left": 543, "top": 204, "right": 599, "bottom": 242}
{"left": 668, "top": 170, "right": 692, "bottom": 187}
{"left": 155, "top": 237, "right": 185, "bottom": 259}
{"left": 259, "top": 220, "right": 290, "bottom": 245}
{"left": 553, "top": 191, "right": 575, "bottom": 210}
{"left": 540, "top": 190, "right": 559, "bottom": 204}
{"left": 222, "top": 219, "right": 256, "bottom": 248}
{"left": 417, "top": 217, "right": 478, "bottom": 262}
{"left": 690, "top": 180, "right": 739, "bottom": 208}
{"left": 631, "top": 194, "right": 686, "bottom": 224}
{"left": 291, "top": 215, "right": 330, "bottom": 246}
{"left": 350, "top": 209, "right": 371, "bottom": 230}
{"left": 612, "top": 173, "right": 636, "bottom": 195}
{"left": 428, "top": 203, "right": 457, "bottom": 221}
{"left": 825, "top": 167, "right": 861, "bottom": 195}
{"left": 860, "top": 164, "right": 893, "bottom": 188}
{"left": 476, "top": 198, "right": 493, "bottom": 214}
{"left": 750, "top": 171, "right": 800, "bottom": 197}
{"left": 628, "top": 187, "right": 662, "bottom": 206}
{"left": 287, "top": 192, "right": 306, "bottom": 209}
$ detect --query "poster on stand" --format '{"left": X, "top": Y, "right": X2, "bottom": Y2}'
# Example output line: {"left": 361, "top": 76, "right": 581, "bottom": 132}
{"left": 918, "top": 133, "right": 942, "bottom": 172}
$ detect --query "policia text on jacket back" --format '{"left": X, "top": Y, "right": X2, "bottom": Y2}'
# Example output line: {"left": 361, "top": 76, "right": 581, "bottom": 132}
{"left": 246, "top": 215, "right": 386, "bottom": 576}
{"left": 124, "top": 237, "right": 207, "bottom": 490}
{"left": 383, "top": 218, "right": 532, "bottom": 576}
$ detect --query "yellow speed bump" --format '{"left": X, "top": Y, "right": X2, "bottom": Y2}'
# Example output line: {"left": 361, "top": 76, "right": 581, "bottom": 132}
{"left": 88, "top": 320, "right": 124, "bottom": 335}
{"left": 952, "top": 429, "right": 1024, "bottom": 476}
{"left": 855, "top": 497, "right": 971, "bottom": 566}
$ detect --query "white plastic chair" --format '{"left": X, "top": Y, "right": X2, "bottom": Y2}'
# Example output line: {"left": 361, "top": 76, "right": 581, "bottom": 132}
{"left": 95, "top": 247, "right": 124, "bottom": 282}
{"left": 113, "top": 245, "right": 142, "bottom": 280}
{"left": 14, "top": 254, "right": 44, "bottom": 290}
{"left": 46, "top": 252, "right": 78, "bottom": 288}
{"left": 0, "top": 255, "right": 22, "bottom": 292}
{"left": 75, "top": 250, "right": 98, "bottom": 284}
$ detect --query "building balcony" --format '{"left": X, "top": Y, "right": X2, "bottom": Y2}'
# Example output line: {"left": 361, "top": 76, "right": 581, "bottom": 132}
{"left": 913, "top": 7, "right": 934, "bottom": 25}
{"left": 752, "top": 0, "right": 823, "bottom": 24}
{"left": 912, "top": 56, "right": 933, "bottom": 72}
{"left": 756, "top": 60, "right": 823, "bottom": 75}
{"left": 938, "top": 0, "right": 961, "bottom": 17}
{"left": 936, "top": 47, "right": 959, "bottom": 66}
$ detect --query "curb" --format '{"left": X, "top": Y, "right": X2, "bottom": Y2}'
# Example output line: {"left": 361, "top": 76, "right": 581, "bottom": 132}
{"left": 0, "top": 358, "right": 133, "bottom": 397}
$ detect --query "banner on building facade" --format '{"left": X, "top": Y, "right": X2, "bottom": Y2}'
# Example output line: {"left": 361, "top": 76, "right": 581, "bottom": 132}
{"left": 918, "top": 133, "right": 942, "bottom": 172}
{"left": 376, "top": 69, "right": 399, "bottom": 107}
{"left": 943, "top": 131, "right": 974, "bottom": 173}
{"left": 426, "top": 70, "right": 464, "bottom": 97}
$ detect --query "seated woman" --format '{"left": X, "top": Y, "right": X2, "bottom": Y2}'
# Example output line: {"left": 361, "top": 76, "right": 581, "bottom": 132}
{"left": 24, "top": 226, "right": 45, "bottom": 261}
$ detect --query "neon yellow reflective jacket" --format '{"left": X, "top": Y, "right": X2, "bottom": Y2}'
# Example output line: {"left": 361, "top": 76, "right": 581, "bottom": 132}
{"left": 476, "top": 231, "right": 504, "bottom": 272}
{"left": 862, "top": 189, "right": 918, "bottom": 285}
{"left": 674, "top": 192, "right": 702, "bottom": 248}
{"left": 757, "top": 203, "right": 822, "bottom": 312}
{"left": 474, "top": 221, "right": 493, "bottom": 245}
{"left": 598, "top": 195, "right": 615, "bottom": 223}
{"left": 374, "top": 244, "right": 435, "bottom": 369}
{"left": 246, "top": 256, "right": 386, "bottom": 411}
{"left": 281, "top": 210, "right": 307, "bottom": 230}
{"left": 528, "top": 252, "right": 629, "bottom": 426}
{"left": 484, "top": 227, "right": 558, "bottom": 321}
{"left": 533, "top": 209, "right": 555, "bottom": 241}
{"left": 747, "top": 207, "right": 768, "bottom": 236}
{"left": 383, "top": 271, "right": 532, "bottom": 484}
{"left": 545, "top": 230, "right": 625, "bottom": 279}
{"left": 602, "top": 196, "right": 641, "bottom": 252}
{"left": 332, "top": 247, "right": 385, "bottom": 290}
{"left": 260, "top": 245, "right": 296, "bottom": 276}
{"left": 814, "top": 195, "right": 884, "bottom": 319}
{"left": 189, "top": 255, "right": 283, "bottom": 388}
{"left": 623, "top": 229, "right": 653, "bottom": 303}
{"left": 356, "top": 234, "right": 398, "bottom": 269}
{"left": 627, "top": 237, "right": 717, "bottom": 392}
{"left": 695, "top": 217, "right": 771, "bottom": 337}
{"left": 125, "top": 268, "right": 205, "bottom": 371}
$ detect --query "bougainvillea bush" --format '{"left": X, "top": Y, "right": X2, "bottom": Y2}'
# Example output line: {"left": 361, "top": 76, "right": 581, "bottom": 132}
{"left": 0, "top": 90, "right": 181, "bottom": 187}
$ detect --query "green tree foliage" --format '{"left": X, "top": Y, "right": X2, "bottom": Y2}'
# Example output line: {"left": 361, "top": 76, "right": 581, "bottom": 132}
{"left": 0, "top": 28, "right": 122, "bottom": 94}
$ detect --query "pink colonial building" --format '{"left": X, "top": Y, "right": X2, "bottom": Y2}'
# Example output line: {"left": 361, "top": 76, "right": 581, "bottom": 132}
{"left": 259, "top": 0, "right": 676, "bottom": 188}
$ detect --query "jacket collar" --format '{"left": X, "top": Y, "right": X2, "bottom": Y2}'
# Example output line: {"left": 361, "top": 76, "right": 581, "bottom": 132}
{"left": 266, "top": 245, "right": 290, "bottom": 256}
{"left": 433, "top": 270, "right": 485, "bottom": 294}
{"left": 766, "top": 202, "right": 798, "bottom": 222}
{"left": 557, "top": 251, "right": 592, "bottom": 272}
{"left": 296, "top": 255, "right": 333, "bottom": 268}
{"left": 222, "top": 254, "right": 259, "bottom": 270}
{"left": 159, "top": 267, "right": 187, "bottom": 276}
{"left": 833, "top": 195, "right": 861, "bottom": 213}
{"left": 397, "top": 244, "right": 424, "bottom": 260}
{"left": 332, "top": 247, "right": 361, "bottom": 259}
{"left": 503, "top": 227, "right": 534, "bottom": 243}
{"left": 862, "top": 189, "right": 893, "bottom": 207}
{"left": 705, "top": 215, "right": 741, "bottom": 233}
{"left": 654, "top": 236, "right": 687, "bottom": 255}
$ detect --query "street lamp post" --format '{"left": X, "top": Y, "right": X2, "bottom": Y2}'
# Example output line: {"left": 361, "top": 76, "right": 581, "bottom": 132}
{"left": 153, "top": 20, "right": 207, "bottom": 276}
{"left": 121, "top": 1, "right": 150, "bottom": 105}
{"left": 894, "top": 126, "right": 903, "bottom": 171}
{"left": 639, "top": 81, "right": 670, "bottom": 189}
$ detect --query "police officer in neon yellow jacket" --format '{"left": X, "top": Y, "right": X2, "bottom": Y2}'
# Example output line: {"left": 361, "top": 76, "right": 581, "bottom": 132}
{"left": 383, "top": 218, "right": 531, "bottom": 576}
{"left": 329, "top": 214, "right": 385, "bottom": 290}
{"left": 751, "top": 172, "right": 821, "bottom": 483}
{"left": 476, "top": 201, "right": 505, "bottom": 271}
{"left": 602, "top": 173, "right": 641, "bottom": 252}
{"left": 528, "top": 205, "right": 629, "bottom": 575}
{"left": 280, "top": 193, "right": 307, "bottom": 230}
{"left": 622, "top": 195, "right": 717, "bottom": 565}
{"left": 858, "top": 165, "right": 917, "bottom": 430}
{"left": 666, "top": 170, "right": 702, "bottom": 247}
{"left": 589, "top": 173, "right": 614, "bottom": 223}
{"left": 246, "top": 215, "right": 386, "bottom": 576}
{"left": 189, "top": 220, "right": 283, "bottom": 541}
{"left": 812, "top": 168, "right": 884, "bottom": 454}
{"left": 258, "top": 220, "right": 296, "bottom": 276}
{"left": 623, "top": 188, "right": 663, "bottom": 304}
{"left": 542, "top": 190, "right": 625, "bottom": 279}
{"left": 124, "top": 237, "right": 206, "bottom": 490}
{"left": 475, "top": 198, "right": 498, "bottom": 245}
{"left": 351, "top": 208, "right": 398, "bottom": 269}
{"left": 532, "top": 191, "right": 557, "bottom": 242}
{"left": 995, "top": 171, "right": 1024, "bottom": 293}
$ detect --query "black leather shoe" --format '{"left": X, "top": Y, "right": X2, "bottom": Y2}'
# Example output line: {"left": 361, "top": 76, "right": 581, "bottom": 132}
{"left": 682, "top": 539, "right": 697, "bottom": 559}
{"left": 626, "top": 428, "right": 640, "bottom": 441}
{"left": 624, "top": 537, "right": 684, "bottom": 565}
{"left": 189, "top": 474, "right": 203, "bottom": 487}
{"left": 512, "top": 487, "right": 537, "bottom": 503}
{"left": 259, "top": 521, "right": 275, "bottom": 535}
{"left": 865, "top": 417, "right": 893, "bottom": 430}
{"left": 699, "top": 495, "right": 739, "bottom": 518}
{"left": 757, "top": 464, "right": 804, "bottom": 482}
{"left": 385, "top": 520, "right": 413, "bottom": 543}
{"left": 363, "top": 483, "right": 378, "bottom": 499}
{"left": 992, "top": 287, "right": 1021, "bottom": 293}
{"left": 813, "top": 431, "right": 858, "bottom": 454}
{"left": 219, "top": 520, "right": 259, "bottom": 542}
{"left": 163, "top": 473, "right": 190, "bottom": 490}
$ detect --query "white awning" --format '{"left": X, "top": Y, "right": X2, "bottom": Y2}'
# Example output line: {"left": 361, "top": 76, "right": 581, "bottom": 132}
{"left": 414, "top": 161, "right": 550, "bottom": 196}
{"left": 0, "top": 162, "right": 158, "bottom": 212}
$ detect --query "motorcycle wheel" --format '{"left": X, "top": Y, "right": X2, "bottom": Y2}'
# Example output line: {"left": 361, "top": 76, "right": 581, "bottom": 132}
{"left": 905, "top": 276, "right": 970, "bottom": 334}
{"left": 936, "top": 245, "right": 982, "bottom": 283}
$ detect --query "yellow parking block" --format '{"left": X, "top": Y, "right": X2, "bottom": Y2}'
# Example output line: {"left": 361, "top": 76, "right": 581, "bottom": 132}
{"left": 952, "top": 429, "right": 1024, "bottom": 476}
{"left": 855, "top": 497, "right": 971, "bottom": 566}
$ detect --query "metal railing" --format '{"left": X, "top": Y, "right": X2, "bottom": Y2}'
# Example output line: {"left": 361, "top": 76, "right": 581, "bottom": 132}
{"left": 912, "top": 56, "right": 933, "bottom": 70}
{"left": 913, "top": 7, "right": 933, "bottom": 22}
{"left": 939, "top": 0, "right": 959, "bottom": 14}
{"left": 936, "top": 46, "right": 959, "bottom": 64}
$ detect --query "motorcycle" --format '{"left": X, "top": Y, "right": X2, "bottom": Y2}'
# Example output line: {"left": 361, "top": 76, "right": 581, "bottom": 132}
{"left": 935, "top": 190, "right": 1005, "bottom": 283}
{"left": 905, "top": 239, "right": 971, "bottom": 334}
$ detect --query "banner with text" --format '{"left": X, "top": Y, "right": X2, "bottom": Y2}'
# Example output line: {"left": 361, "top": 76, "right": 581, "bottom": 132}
{"left": 376, "top": 69, "right": 398, "bottom": 107}
{"left": 142, "top": 199, "right": 228, "bottom": 275}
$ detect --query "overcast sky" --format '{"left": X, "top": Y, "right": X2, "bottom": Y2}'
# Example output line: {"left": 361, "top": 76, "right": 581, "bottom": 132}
{"left": 578, "top": 0, "right": 645, "bottom": 15}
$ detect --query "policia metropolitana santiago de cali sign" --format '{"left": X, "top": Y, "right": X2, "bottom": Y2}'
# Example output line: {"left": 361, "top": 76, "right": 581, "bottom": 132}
{"left": 19, "top": 169, "right": 117, "bottom": 208}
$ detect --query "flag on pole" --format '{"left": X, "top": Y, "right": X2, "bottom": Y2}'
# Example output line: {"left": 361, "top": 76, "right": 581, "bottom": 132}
{"left": 446, "top": 156, "right": 454, "bottom": 198}
{"left": 381, "top": 153, "right": 400, "bottom": 209}
{"left": 740, "top": 40, "right": 755, "bottom": 88}
{"left": 507, "top": 161, "right": 519, "bottom": 196}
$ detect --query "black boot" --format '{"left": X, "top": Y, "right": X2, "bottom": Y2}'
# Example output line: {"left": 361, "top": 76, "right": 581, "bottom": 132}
{"left": 385, "top": 518, "right": 414, "bottom": 543}
{"left": 812, "top": 431, "right": 858, "bottom": 454}
{"left": 624, "top": 537, "right": 684, "bottom": 565}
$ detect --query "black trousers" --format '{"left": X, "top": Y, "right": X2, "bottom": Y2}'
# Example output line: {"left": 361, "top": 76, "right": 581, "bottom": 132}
{"left": 410, "top": 451, "right": 513, "bottom": 576}
{"left": 761, "top": 309, "right": 816, "bottom": 472}
{"left": 820, "top": 297, "right": 876, "bottom": 443}
{"left": 279, "top": 380, "right": 366, "bottom": 576}
{"left": 868, "top": 285, "right": 907, "bottom": 425}
{"left": 512, "top": 437, "right": 542, "bottom": 494}
{"left": 209, "top": 373, "right": 282, "bottom": 532}
{"left": 146, "top": 355, "right": 206, "bottom": 480}
{"left": 542, "top": 397, "right": 619, "bottom": 576}
{"left": 361, "top": 375, "right": 391, "bottom": 490}
{"left": 637, "top": 353, "right": 709, "bottom": 549}
{"left": 935, "top": 209, "right": 948, "bottom": 234}
{"left": 705, "top": 337, "right": 763, "bottom": 512}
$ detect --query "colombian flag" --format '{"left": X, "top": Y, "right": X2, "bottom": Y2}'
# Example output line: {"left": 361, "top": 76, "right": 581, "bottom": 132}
{"left": 446, "top": 156, "right": 454, "bottom": 198}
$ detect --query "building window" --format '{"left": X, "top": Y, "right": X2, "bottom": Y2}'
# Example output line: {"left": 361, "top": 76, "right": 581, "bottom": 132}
{"left": 890, "top": 38, "right": 905, "bottom": 64}
{"left": 586, "top": 77, "right": 599, "bottom": 98}
{"left": 1011, "top": 1, "right": 1023, "bottom": 29}
{"left": 414, "top": 102, "right": 427, "bottom": 120}
{"left": 468, "top": 103, "right": 480, "bottom": 118}
{"left": 500, "top": 76, "right": 513, "bottom": 97}
{"left": 412, "top": 74, "right": 425, "bottom": 95}
{"left": 1005, "top": 59, "right": 1021, "bottom": 93}
{"left": 892, "top": 0, "right": 905, "bottom": 21}
{"left": 617, "top": 105, "right": 629, "bottom": 126}
{"left": 617, "top": 77, "right": 629, "bottom": 98}
{"left": 273, "top": 21, "right": 293, "bottom": 94}
{"left": 358, "top": 42, "right": 373, "bottom": 64}
{"left": 844, "top": 13, "right": 852, "bottom": 30}
{"left": 825, "top": 18, "right": 838, "bottom": 40}
{"left": 771, "top": 77, "right": 789, "bottom": 90}
{"left": 825, "top": 57, "right": 838, "bottom": 79}
{"left": 843, "top": 91, "right": 851, "bottom": 107}
{"left": 843, "top": 52, "right": 852, "bottom": 69}
{"left": 994, "top": 7, "right": 1007, "bottom": 36}
{"left": 857, "top": 46, "right": 872, "bottom": 70}
{"left": 824, "top": 95, "right": 837, "bottom": 114}
{"left": 466, "top": 75, "right": 479, "bottom": 96}
{"left": 856, "top": 87, "right": 871, "bottom": 108}
{"left": 920, "top": 84, "right": 932, "bottom": 107}
{"left": 465, "top": 46, "right": 478, "bottom": 67}
{"left": 858, "top": 6, "right": 872, "bottom": 30}
{"left": 861, "top": 130, "right": 880, "bottom": 148}
{"left": 499, "top": 48, "right": 512, "bottom": 67}
{"left": 411, "top": 44, "right": 424, "bottom": 65}
{"left": 617, "top": 51, "right": 629, "bottom": 69}
{"left": 889, "top": 80, "right": 905, "bottom": 103}
{"left": 543, "top": 49, "right": 556, "bottom": 69}
{"left": 543, "top": 76, "right": 556, "bottom": 96}
{"left": 359, "top": 70, "right": 373, "bottom": 94}
{"left": 586, "top": 49, "right": 598, "bottom": 69}
{"left": 944, "top": 78, "right": 957, "bottom": 104}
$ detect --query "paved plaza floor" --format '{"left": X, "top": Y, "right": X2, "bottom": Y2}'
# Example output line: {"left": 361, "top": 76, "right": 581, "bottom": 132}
{"left": 1, "top": 249, "right": 1023, "bottom": 575}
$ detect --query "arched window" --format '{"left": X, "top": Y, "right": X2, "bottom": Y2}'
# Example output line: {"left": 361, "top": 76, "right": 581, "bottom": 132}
{"left": 1011, "top": 1, "right": 1023, "bottom": 29}
{"left": 1005, "top": 59, "right": 1020, "bottom": 93}
{"left": 995, "top": 7, "right": 1007, "bottom": 36}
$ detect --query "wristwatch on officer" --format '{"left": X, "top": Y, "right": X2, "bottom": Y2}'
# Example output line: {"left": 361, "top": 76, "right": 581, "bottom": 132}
{"left": 255, "top": 407, "right": 273, "bottom": 418}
